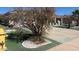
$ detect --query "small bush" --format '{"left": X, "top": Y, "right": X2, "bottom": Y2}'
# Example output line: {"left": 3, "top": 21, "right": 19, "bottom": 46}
{"left": 7, "top": 28, "right": 33, "bottom": 43}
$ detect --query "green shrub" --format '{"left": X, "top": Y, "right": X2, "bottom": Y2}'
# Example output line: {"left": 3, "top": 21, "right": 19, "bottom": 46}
{"left": 7, "top": 28, "right": 33, "bottom": 43}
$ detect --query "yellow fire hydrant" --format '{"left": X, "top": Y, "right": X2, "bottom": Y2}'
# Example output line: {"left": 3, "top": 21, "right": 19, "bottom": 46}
{"left": 0, "top": 28, "right": 7, "bottom": 51}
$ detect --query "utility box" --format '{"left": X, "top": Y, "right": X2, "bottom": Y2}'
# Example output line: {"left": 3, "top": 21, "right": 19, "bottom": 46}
{"left": 0, "top": 28, "right": 7, "bottom": 51}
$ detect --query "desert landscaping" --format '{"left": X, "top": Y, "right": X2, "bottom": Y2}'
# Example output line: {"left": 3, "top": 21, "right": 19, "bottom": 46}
{"left": 0, "top": 7, "right": 79, "bottom": 51}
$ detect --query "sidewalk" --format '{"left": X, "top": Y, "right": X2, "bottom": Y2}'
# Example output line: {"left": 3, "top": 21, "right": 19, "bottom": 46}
{"left": 48, "top": 38, "right": 79, "bottom": 51}
{"left": 46, "top": 27, "right": 79, "bottom": 51}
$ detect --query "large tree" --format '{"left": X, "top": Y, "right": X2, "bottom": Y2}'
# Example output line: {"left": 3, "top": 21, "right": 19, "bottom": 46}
{"left": 72, "top": 10, "right": 79, "bottom": 26}
{"left": 7, "top": 7, "right": 55, "bottom": 44}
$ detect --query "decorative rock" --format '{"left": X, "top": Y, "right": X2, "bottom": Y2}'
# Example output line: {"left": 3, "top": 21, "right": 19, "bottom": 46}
{"left": 22, "top": 39, "right": 52, "bottom": 48}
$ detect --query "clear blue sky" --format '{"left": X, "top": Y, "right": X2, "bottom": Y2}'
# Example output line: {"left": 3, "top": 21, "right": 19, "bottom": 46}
{"left": 55, "top": 7, "right": 79, "bottom": 15}
{"left": 0, "top": 7, "right": 11, "bottom": 14}
{"left": 0, "top": 7, "right": 79, "bottom": 15}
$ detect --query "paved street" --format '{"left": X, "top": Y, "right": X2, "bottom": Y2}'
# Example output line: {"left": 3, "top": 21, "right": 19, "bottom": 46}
{"left": 46, "top": 26, "right": 79, "bottom": 51}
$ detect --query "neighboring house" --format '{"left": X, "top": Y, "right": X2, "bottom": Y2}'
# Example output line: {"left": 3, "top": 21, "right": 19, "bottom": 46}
{"left": 53, "top": 15, "right": 63, "bottom": 26}
{"left": 53, "top": 15, "right": 77, "bottom": 27}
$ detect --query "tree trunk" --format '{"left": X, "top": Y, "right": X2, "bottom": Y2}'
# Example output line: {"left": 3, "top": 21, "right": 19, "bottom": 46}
{"left": 67, "top": 23, "right": 71, "bottom": 28}
{"left": 34, "top": 36, "right": 45, "bottom": 44}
